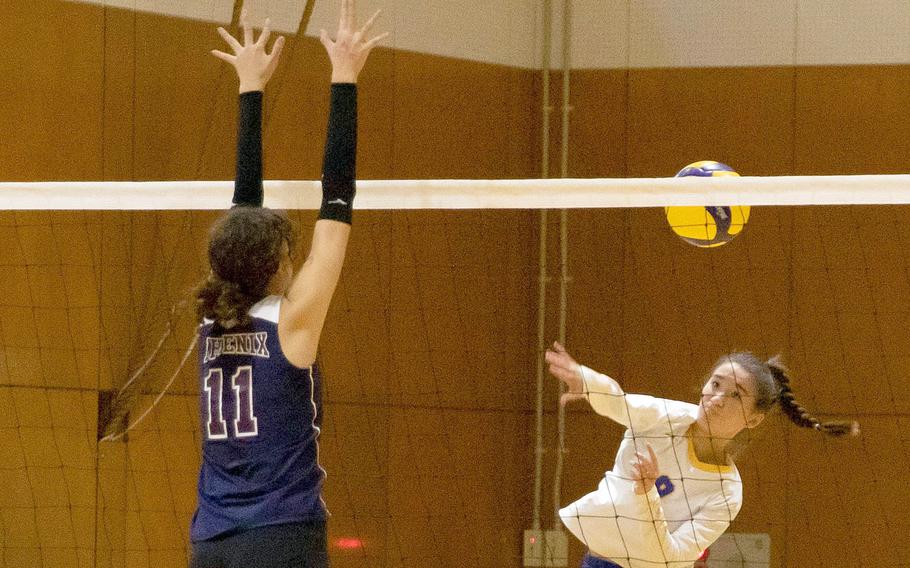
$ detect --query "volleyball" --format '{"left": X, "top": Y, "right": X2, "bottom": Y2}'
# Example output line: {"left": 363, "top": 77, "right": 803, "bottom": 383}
{"left": 665, "top": 161, "right": 749, "bottom": 248}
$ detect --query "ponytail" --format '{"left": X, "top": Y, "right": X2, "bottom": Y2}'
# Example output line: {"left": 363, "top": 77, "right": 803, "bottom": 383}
{"left": 767, "top": 357, "right": 860, "bottom": 438}
{"left": 196, "top": 207, "right": 294, "bottom": 327}
{"left": 195, "top": 272, "right": 260, "bottom": 327}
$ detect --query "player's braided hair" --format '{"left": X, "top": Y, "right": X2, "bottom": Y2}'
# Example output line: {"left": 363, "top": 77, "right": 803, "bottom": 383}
{"left": 719, "top": 352, "right": 859, "bottom": 437}
{"left": 765, "top": 357, "right": 859, "bottom": 437}
{"left": 195, "top": 207, "right": 295, "bottom": 327}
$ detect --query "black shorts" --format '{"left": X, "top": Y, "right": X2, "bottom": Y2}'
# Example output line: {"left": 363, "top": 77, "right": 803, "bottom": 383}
{"left": 190, "top": 520, "right": 328, "bottom": 568}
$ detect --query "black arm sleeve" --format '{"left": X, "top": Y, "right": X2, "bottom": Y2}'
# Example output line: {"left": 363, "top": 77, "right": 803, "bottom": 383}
{"left": 233, "top": 91, "right": 263, "bottom": 207}
{"left": 319, "top": 83, "right": 357, "bottom": 224}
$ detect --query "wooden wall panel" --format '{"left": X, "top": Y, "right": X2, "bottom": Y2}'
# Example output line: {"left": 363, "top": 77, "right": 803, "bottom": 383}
{"left": 795, "top": 65, "right": 910, "bottom": 174}
{"left": 0, "top": 1, "right": 105, "bottom": 182}
{"left": 390, "top": 52, "right": 539, "bottom": 179}
{"left": 130, "top": 14, "right": 227, "bottom": 181}
{"left": 3, "top": 1, "right": 910, "bottom": 566}
{"left": 548, "top": 70, "right": 628, "bottom": 178}
{"left": 102, "top": 8, "right": 137, "bottom": 181}
{"left": 627, "top": 67, "right": 796, "bottom": 177}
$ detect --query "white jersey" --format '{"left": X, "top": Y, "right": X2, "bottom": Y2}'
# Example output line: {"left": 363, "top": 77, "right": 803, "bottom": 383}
{"left": 559, "top": 366, "right": 743, "bottom": 568}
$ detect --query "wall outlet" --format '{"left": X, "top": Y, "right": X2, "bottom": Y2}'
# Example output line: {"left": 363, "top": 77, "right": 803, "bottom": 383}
{"left": 707, "top": 533, "right": 771, "bottom": 567}
{"left": 523, "top": 529, "right": 568, "bottom": 567}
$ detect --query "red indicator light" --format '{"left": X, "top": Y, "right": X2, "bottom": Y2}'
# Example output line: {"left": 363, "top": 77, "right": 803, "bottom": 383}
{"left": 334, "top": 538, "right": 364, "bottom": 550}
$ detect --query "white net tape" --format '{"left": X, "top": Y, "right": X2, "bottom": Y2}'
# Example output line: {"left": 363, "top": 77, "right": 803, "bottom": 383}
{"left": 4, "top": 174, "right": 910, "bottom": 210}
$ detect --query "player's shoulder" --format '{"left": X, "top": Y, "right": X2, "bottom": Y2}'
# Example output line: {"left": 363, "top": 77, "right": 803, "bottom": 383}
{"left": 665, "top": 399, "right": 699, "bottom": 433}
{"left": 625, "top": 395, "right": 698, "bottom": 419}
{"left": 663, "top": 398, "right": 699, "bottom": 420}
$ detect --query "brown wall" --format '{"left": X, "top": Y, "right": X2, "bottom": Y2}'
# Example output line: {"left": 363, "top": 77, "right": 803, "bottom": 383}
{"left": 548, "top": 66, "right": 910, "bottom": 565}
{"left": 2, "top": 1, "right": 910, "bottom": 567}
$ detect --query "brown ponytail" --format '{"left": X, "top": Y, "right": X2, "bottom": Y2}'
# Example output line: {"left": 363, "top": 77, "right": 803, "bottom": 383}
{"left": 195, "top": 272, "right": 262, "bottom": 327}
{"left": 195, "top": 208, "right": 295, "bottom": 327}
{"left": 766, "top": 357, "right": 860, "bottom": 438}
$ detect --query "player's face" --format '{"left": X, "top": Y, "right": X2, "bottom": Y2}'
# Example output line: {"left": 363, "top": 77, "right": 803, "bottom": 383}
{"left": 697, "top": 361, "right": 763, "bottom": 436}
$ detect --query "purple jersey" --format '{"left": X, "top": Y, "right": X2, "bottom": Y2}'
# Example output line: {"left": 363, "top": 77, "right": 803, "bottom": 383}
{"left": 191, "top": 295, "right": 326, "bottom": 542}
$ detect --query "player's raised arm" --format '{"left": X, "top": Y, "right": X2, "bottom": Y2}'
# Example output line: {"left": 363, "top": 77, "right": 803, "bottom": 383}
{"left": 545, "top": 341, "right": 590, "bottom": 406}
{"left": 212, "top": 9, "right": 285, "bottom": 207}
{"left": 279, "top": 0, "right": 387, "bottom": 367}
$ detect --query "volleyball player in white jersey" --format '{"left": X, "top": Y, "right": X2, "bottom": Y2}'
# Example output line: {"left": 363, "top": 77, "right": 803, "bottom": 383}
{"left": 546, "top": 342, "right": 857, "bottom": 568}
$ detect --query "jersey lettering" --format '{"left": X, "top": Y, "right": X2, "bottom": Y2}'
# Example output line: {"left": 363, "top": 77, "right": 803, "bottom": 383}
{"left": 204, "top": 369, "right": 228, "bottom": 439}
{"left": 656, "top": 474, "right": 675, "bottom": 497}
{"left": 204, "top": 366, "right": 259, "bottom": 439}
{"left": 232, "top": 366, "right": 259, "bottom": 437}
{"left": 204, "top": 332, "right": 270, "bottom": 363}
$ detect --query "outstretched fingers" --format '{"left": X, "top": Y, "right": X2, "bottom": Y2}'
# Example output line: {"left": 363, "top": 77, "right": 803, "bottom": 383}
{"left": 212, "top": 9, "right": 286, "bottom": 91}
{"left": 647, "top": 444, "right": 658, "bottom": 465}
{"left": 241, "top": 9, "right": 254, "bottom": 46}
{"left": 630, "top": 445, "right": 658, "bottom": 494}
{"left": 211, "top": 49, "right": 236, "bottom": 64}
{"left": 217, "top": 26, "right": 242, "bottom": 53}
{"left": 271, "top": 35, "right": 285, "bottom": 57}
{"left": 257, "top": 18, "right": 272, "bottom": 47}
{"left": 323, "top": 0, "right": 386, "bottom": 84}
{"left": 363, "top": 31, "right": 389, "bottom": 52}
{"left": 265, "top": 36, "right": 285, "bottom": 72}
{"left": 359, "top": 9, "right": 381, "bottom": 37}
{"left": 340, "top": 0, "right": 355, "bottom": 32}
{"left": 635, "top": 445, "right": 659, "bottom": 476}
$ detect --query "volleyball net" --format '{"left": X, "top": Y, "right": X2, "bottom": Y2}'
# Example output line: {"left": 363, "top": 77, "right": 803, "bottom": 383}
{"left": 1, "top": 175, "right": 908, "bottom": 567}
{"left": 3, "top": 175, "right": 910, "bottom": 210}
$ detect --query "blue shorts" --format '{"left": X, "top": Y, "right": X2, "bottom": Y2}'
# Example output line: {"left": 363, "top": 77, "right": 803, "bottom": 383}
{"left": 581, "top": 553, "right": 624, "bottom": 568}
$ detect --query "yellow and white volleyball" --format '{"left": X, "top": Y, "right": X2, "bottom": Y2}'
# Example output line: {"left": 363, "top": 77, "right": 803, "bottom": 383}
{"left": 665, "top": 161, "right": 750, "bottom": 248}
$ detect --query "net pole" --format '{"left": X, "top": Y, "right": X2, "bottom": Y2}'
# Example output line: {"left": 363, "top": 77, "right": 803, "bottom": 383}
{"left": 552, "top": 0, "right": 573, "bottom": 531}
{"left": 531, "top": 0, "right": 554, "bottom": 534}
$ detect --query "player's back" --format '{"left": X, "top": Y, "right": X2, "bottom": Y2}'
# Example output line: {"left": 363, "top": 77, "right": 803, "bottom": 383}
{"left": 191, "top": 295, "right": 326, "bottom": 542}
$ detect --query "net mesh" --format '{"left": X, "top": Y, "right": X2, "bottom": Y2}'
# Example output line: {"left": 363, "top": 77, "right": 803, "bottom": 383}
{"left": 1, "top": 202, "right": 908, "bottom": 567}
{"left": 6, "top": 0, "right": 910, "bottom": 564}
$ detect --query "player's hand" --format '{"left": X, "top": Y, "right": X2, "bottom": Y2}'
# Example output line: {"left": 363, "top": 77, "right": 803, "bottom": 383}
{"left": 545, "top": 341, "right": 587, "bottom": 406}
{"left": 631, "top": 444, "right": 659, "bottom": 495}
{"left": 212, "top": 8, "right": 285, "bottom": 93}
{"left": 320, "top": 0, "right": 388, "bottom": 83}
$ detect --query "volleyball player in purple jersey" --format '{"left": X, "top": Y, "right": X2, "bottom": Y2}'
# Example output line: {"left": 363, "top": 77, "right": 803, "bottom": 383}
{"left": 190, "top": 2, "right": 386, "bottom": 567}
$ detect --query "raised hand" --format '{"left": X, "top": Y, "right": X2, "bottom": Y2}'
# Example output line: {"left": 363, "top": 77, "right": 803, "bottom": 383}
{"left": 320, "top": 0, "right": 389, "bottom": 83}
{"left": 545, "top": 341, "right": 587, "bottom": 406}
{"left": 212, "top": 9, "right": 285, "bottom": 93}
{"left": 631, "top": 444, "right": 659, "bottom": 495}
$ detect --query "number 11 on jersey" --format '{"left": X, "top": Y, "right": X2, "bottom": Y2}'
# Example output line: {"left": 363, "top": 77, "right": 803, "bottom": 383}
{"left": 204, "top": 366, "right": 259, "bottom": 439}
